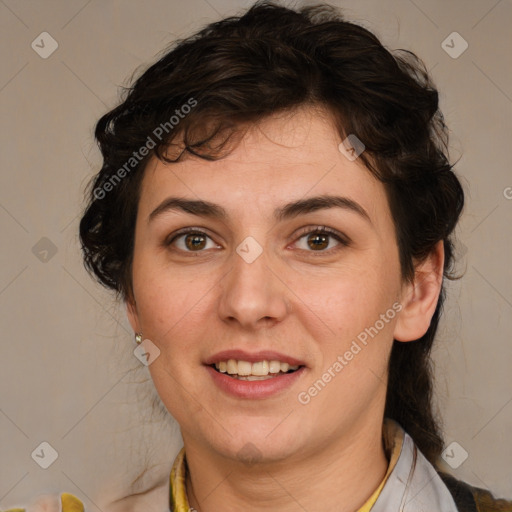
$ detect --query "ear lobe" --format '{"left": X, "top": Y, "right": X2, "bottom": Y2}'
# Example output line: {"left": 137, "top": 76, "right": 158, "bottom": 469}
{"left": 126, "top": 297, "right": 140, "bottom": 333}
{"left": 393, "top": 241, "right": 445, "bottom": 343}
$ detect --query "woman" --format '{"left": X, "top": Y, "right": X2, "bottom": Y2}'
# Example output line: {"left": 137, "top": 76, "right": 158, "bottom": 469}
{"left": 7, "top": 1, "right": 510, "bottom": 511}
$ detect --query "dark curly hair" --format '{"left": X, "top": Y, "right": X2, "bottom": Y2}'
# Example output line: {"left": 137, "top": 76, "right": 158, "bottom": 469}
{"left": 79, "top": 0, "right": 464, "bottom": 467}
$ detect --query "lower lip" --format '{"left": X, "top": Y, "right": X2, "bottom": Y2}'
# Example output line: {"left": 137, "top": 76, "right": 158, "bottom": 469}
{"left": 205, "top": 365, "right": 306, "bottom": 399}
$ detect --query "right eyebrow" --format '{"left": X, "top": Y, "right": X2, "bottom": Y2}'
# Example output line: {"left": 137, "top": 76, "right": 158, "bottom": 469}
{"left": 148, "top": 197, "right": 228, "bottom": 224}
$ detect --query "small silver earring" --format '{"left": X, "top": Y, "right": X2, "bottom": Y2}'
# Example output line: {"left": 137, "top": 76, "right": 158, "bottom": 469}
{"left": 135, "top": 332, "right": 143, "bottom": 344}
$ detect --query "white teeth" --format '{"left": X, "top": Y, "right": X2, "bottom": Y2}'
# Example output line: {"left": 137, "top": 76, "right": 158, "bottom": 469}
{"left": 239, "top": 375, "right": 275, "bottom": 381}
{"left": 269, "top": 360, "right": 281, "bottom": 373}
{"left": 251, "top": 361, "right": 269, "bottom": 376}
{"left": 227, "top": 359, "right": 238, "bottom": 374}
{"left": 237, "top": 360, "right": 252, "bottom": 376}
{"left": 214, "top": 359, "right": 301, "bottom": 376}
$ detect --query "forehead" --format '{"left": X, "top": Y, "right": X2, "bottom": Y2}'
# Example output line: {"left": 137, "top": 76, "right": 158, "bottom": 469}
{"left": 138, "top": 107, "right": 391, "bottom": 231}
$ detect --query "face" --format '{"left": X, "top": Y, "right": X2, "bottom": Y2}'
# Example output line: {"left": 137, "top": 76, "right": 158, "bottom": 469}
{"left": 127, "top": 106, "right": 405, "bottom": 464}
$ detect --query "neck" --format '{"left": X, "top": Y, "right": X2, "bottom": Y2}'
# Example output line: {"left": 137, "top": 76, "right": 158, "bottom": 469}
{"left": 183, "top": 419, "right": 389, "bottom": 512}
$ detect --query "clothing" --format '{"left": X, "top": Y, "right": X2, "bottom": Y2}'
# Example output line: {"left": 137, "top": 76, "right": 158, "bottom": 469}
{"left": 168, "top": 433, "right": 401, "bottom": 512}
{"left": 1, "top": 493, "right": 84, "bottom": 512}
{"left": 169, "top": 419, "right": 511, "bottom": 511}
{"left": 4, "top": 421, "right": 510, "bottom": 511}
{"left": 170, "top": 420, "right": 403, "bottom": 511}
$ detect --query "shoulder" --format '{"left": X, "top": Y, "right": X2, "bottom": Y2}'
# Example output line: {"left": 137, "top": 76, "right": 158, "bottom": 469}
{"left": 438, "top": 471, "right": 512, "bottom": 512}
{"left": 472, "top": 488, "right": 512, "bottom": 512}
{"left": 2, "top": 493, "right": 84, "bottom": 512}
{"left": 2, "top": 480, "right": 170, "bottom": 512}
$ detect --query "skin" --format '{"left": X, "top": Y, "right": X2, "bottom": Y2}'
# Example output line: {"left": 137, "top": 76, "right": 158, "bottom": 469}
{"left": 127, "top": 106, "right": 444, "bottom": 512}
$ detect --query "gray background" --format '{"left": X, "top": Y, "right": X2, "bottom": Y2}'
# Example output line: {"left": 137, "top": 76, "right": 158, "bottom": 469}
{"left": 1, "top": 0, "right": 511, "bottom": 508}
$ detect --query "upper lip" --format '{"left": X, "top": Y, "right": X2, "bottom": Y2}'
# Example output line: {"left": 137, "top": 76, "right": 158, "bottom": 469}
{"left": 204, "top": 349, "right": 306, "bottom": 367}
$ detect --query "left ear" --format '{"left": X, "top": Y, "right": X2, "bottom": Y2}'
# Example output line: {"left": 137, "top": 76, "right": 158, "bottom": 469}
{"left": 393, "top": 240, "right": 445, "bottom": 342}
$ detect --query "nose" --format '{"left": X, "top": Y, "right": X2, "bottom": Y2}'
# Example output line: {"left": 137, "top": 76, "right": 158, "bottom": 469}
{"left": 217, "top": 243, "right": 291, "bottom": 330}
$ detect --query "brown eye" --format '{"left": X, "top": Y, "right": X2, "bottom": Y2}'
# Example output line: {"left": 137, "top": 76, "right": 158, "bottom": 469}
{"left": 184, "top": 233, "right": 207, "bottom": 251}
{"left": 306, "top": 232, "right": 329, "bottom": 250}
{"left": 167, "top": 230, "right": 219, "bottom": 252}
{"left": 294, "top": 227, "right": 349, "bottom": 253}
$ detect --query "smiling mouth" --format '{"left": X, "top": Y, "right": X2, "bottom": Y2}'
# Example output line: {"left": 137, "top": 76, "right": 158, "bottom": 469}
{"left": 209, "top": 361, "right": 304, "bottom": 381}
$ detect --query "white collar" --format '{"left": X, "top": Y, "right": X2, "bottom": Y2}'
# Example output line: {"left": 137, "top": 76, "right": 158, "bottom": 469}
{"left": 372, "top": 427, "right": 458, "bottom": 511}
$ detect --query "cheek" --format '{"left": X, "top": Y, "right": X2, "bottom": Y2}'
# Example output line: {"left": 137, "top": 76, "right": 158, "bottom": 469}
{"left": 302, "top": 278, "right": 398, "bottom": 411}
{"left": 148, "top": 363, "right": 208, "bottom": 427}
{"left": 132, "top": 252, "right": 212, "bottom": 336}
{"left": 292, "top": 261, "right": 398, "bottom": 336}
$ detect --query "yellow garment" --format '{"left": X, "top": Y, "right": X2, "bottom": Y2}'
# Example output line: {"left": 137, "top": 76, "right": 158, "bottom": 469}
{"left": 2, "top": 493, "right": 84, "bottom": 512}
{"left": 169, "top": 419, "right": 404, "bottom": 511}
{"left": 358, "top": 419, "right": 403, "bottom": 512}
{"left": 5, "top": 419, "right": 511, "bottom": 511}
{"left": 60, "top": 494, "right": 84, "bottom": 512}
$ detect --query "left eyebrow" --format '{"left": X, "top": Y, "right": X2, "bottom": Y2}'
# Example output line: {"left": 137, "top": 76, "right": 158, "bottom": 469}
{"left": 148, "top": 194, "right": 372, "bottom": 225}
{"left": 274, "top": 195, "right": 372, "bottom": 225}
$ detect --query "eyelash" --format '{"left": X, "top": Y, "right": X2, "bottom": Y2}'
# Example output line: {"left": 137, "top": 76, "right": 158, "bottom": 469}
{"left": 166, "top": 226, "right": 350, "bottom": 255}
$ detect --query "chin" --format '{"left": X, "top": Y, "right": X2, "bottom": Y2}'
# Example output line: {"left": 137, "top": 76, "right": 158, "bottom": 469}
{"left": 211, "top": 427, "right": 302, "bottom": 465}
